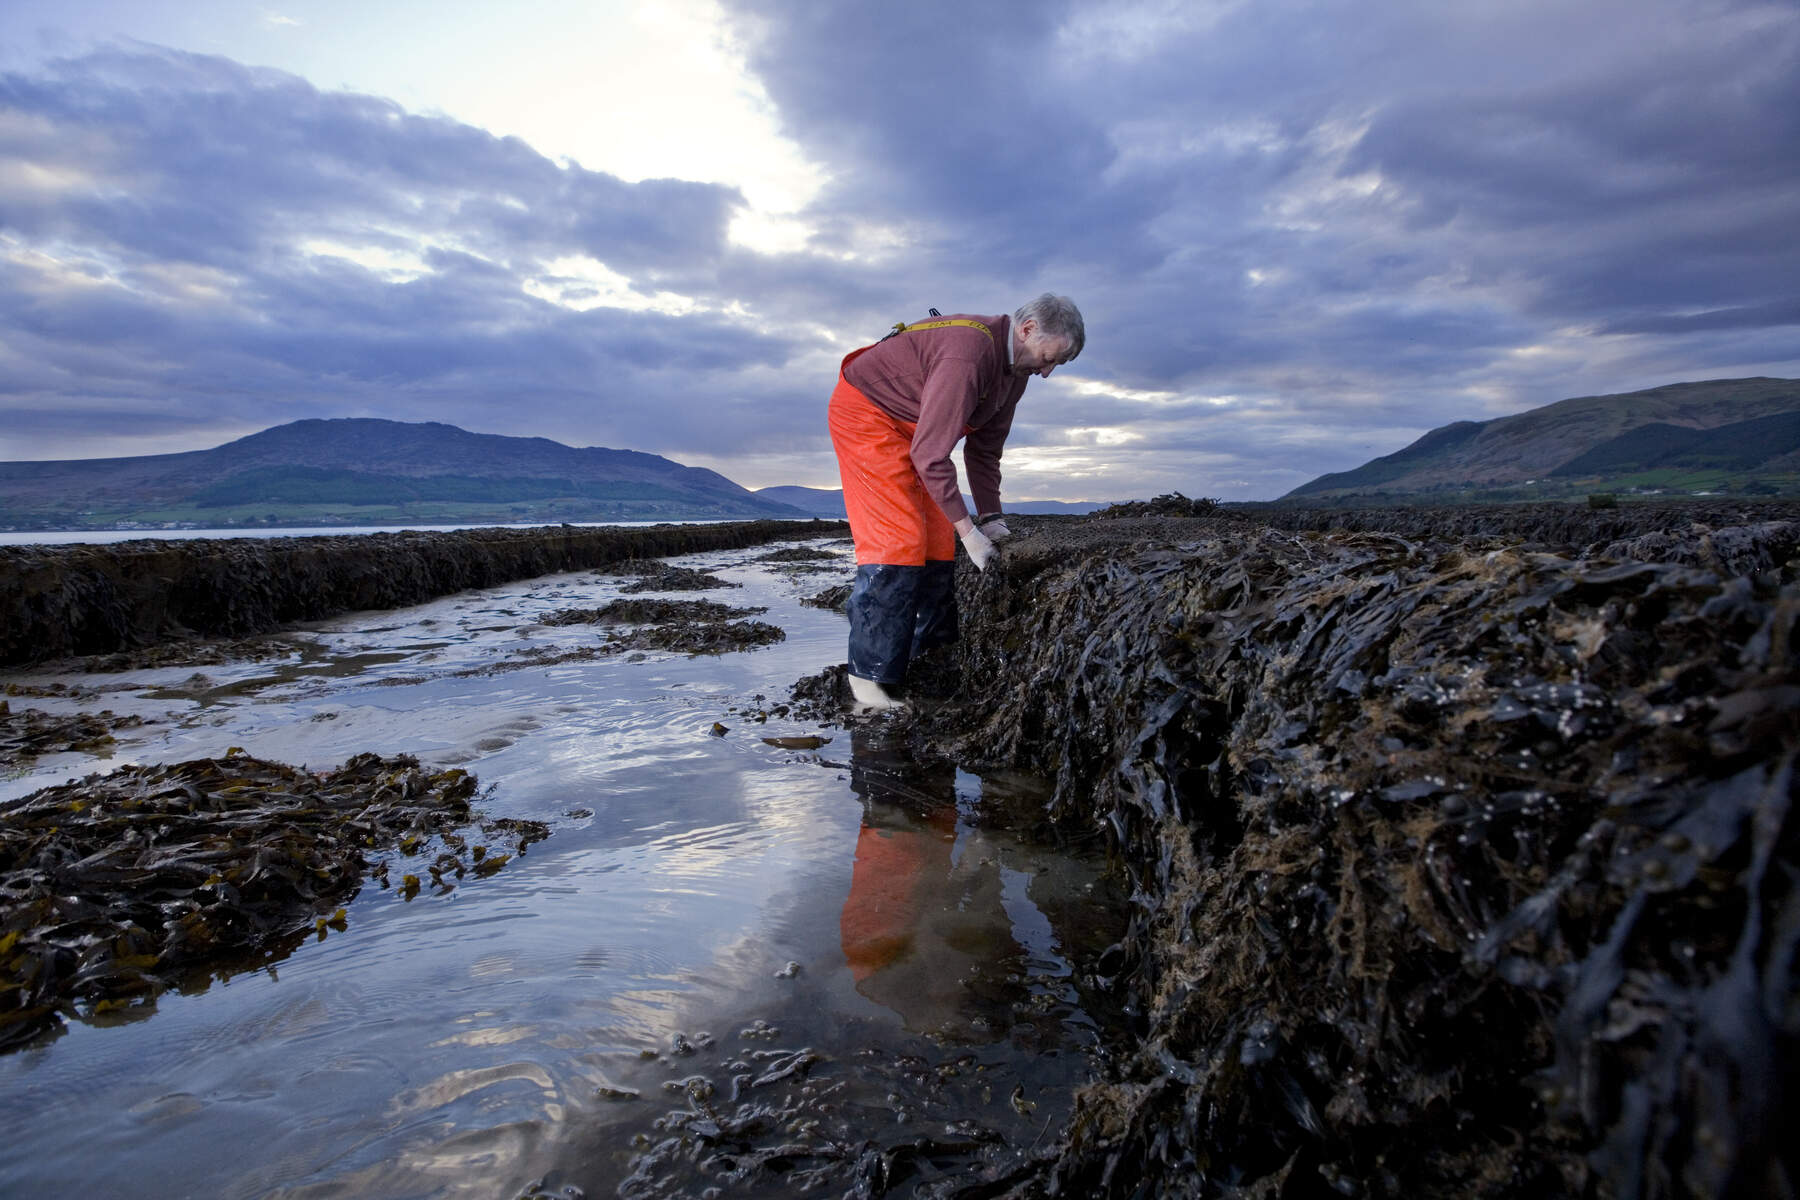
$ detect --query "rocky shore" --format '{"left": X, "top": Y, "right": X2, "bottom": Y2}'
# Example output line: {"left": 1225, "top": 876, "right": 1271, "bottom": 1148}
{"left": 892, "top": 500, "right": 1799, "bottom": 1198}
{"left": 0, "top": 520, "right": 844, "bottom": 666}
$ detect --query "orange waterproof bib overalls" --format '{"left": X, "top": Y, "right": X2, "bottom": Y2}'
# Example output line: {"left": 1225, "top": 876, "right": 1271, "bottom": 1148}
{"left": 827, "top": 319, "right": 989, "bottom": 684}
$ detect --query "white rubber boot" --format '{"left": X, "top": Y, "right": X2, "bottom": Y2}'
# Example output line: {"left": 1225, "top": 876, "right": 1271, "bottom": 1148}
{"left": 848, "top": 674, "right": 903, "bottom": 711}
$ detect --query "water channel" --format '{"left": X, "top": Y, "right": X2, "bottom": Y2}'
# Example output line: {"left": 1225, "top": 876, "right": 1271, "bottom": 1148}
{"left": 0, "top": 534, "right": 1125, "bottom": 1198}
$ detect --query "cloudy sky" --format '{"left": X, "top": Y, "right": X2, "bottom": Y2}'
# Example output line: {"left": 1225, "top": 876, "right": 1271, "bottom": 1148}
{"left": 2, "top": 0, "right": 1796, "bottom": 501}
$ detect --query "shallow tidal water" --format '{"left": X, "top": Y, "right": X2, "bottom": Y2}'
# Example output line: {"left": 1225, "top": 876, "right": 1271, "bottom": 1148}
{"left": 0, "top": 537, "right": 1124, "bottom": 1198}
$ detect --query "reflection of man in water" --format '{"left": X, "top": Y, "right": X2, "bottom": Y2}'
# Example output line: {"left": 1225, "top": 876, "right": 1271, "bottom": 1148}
{"left": 836, "top": 729, "right": 1023, "bottom": 1038}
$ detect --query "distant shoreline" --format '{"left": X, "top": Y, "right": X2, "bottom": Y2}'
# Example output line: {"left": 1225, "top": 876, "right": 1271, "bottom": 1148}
{"left": 0, "top": 519, "right": 847, "bottom": 664}
{"left": 0, "top": 516, "right": 812, "bottom": 548}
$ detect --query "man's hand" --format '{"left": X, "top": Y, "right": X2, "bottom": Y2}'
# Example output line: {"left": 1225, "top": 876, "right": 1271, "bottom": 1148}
{"left": 977, "top": 514, "right": 1011, "bottom": 542}
{"left": 960, "top": 525, "right": 997, "bottom": 571}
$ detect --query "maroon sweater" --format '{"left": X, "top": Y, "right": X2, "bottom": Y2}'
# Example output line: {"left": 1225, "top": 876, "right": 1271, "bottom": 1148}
{"left": 842, "top": 313, "right": 1026, "bottom": 524}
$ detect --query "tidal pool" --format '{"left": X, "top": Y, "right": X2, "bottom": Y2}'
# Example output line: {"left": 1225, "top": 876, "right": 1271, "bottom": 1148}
{"left": 0, "top": 537, "right": 1125, "bottom": 1198}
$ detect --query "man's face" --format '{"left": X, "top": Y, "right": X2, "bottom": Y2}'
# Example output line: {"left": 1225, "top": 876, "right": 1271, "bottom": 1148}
{"left": 1013, "top": 320, "right": 1073, "bottom": 378}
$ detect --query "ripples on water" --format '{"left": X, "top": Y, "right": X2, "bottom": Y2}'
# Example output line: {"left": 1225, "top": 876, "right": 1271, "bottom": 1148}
{"left": 0, "top": 539, "right": 1126, "bottom": 1198}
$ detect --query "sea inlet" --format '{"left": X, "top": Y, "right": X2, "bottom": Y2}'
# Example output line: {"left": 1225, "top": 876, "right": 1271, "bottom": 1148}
{"left": 0, "top": 533, "right": 1127, "bottom": 1198}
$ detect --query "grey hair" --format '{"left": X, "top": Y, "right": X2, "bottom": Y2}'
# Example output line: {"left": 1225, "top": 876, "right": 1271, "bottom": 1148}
{"left": 1014, "top": 293, "right": 1085, "bottom": 361}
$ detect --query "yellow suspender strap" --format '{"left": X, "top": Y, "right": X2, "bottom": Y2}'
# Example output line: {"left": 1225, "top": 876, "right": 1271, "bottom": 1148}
{"left": 885, "top": 317, "right": 994, "bottom": 341}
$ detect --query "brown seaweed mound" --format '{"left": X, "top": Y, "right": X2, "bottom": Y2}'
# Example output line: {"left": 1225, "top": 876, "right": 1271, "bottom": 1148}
{"left": 801, "top": 584, "right": 852, "bottom": 612}
{"left": 1093, "top": 492, "right": 1222, "bottom": 519}
{"left": 0, "top": 701, "right": 147, "bottom": 766}
{"left": 1251, "top": 499, "right": 1800, "bottom": 551}
{"left": 544, "top": 599, "right": 766, "bottom": 626}
{"left": 542, "top": 596, "right": 786, "bottom": 656}
{"left": 78, "top": 636, "right": 297, "bottom": 673}
{"left": 596, "top": 560, "right": 740, "bottom": 593}
{"left": 904, "top": 512, "right": 1798, "bottom": 1198}
{"left": 603, "top": 619, "right": 786, "bottom": 656}
{"left": 0, "top": 753, "right": 543, "bottom": 1051}
{"left": 1, "top": 521, "right": 840, "bottom": 666}
{"left": 755, "top": 547, "right": 840, "bottom": 563}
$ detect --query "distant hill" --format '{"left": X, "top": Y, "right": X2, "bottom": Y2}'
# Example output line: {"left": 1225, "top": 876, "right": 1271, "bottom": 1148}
{"left": 753, "top": 486, "right": 1112, "bottom": 519}
{"left": 1284, "top": 377, "right": 1800, "bottom": 502}
{"left": 0, "top": 418, "right": 811, "bottom": 530}
{"left": 754, "top": 486, "right": 848, "bottom": 518}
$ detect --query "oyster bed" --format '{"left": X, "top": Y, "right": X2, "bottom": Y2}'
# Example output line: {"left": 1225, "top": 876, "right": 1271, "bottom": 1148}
{"left": 0, "top": 519, "right": 843, "bottom": 665}
{"left": 892, "top": 504, "right": 1799, "bottom": 1197}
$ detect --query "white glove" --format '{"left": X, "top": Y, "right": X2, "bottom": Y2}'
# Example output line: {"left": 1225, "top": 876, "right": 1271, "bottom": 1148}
{"left": 977, "top": 514, "right": 1011, "bottom": 541}
{"left": 960, "top": 525, "right": 997, "bottom": 571}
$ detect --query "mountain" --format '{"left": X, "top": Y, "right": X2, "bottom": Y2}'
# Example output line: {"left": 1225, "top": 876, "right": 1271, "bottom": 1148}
{"left": 1283, "top": 377, "right": 1800, "bottom": 502}
{"left": 752, "top": 486, "right": 1113, "bottom": 519}
{"left": 754, "top": 486, "right": 848, "bottom": 518}
{"left": 0, "top": 418, "right": 811, "bottom": 530}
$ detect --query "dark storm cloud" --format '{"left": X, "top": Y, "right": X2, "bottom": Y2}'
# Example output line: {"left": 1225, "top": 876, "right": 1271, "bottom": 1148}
{"left": 1343, "top": 14, "right": 1800, "bottom": 325}
{"left": 4, "top": 3, "right": 1798, "bottom": 499}
{"left": 1602, "top": 299, "right": 1800, "bottom": 335}
{"left": 719, "top": 0, "right": 1800, "bottom": 495}
{"left": 0, "top": 43, "right": 814, "bottom": 462}
{"left": 723, "top": 0, "right": 1173, "bottom": 279}
{"left": 1, "top": 48, "right": 740, "bottom": 271}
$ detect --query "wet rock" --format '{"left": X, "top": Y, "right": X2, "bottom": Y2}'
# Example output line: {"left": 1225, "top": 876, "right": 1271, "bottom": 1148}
{"left": 874, "top": 507, "right": 1800, "bottom": 1198}
{"left": 0, "top": 752, "right": 542, "bottom": 1050}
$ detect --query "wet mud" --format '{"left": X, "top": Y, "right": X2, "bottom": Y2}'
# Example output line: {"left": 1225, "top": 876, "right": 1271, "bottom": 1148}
{"left": 0, "top": 752, "right": 544, "bottom": 1051}
{"left": 841, "top": 504, "right": 1799, "bottom": 1197}
{"left": 0, "top": 519, "right": 842, "bottom": 665}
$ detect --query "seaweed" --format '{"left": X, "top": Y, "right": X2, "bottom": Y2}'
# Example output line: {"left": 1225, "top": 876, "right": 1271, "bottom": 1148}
{"left": 1250, "top": 499, "right": 1800, "bottom": 558}
{"left": 0, "top": 520, "right": 840, "bottom": 665}
{"left": 801, "top": 584, "right": 852, "bottom": 613}
{"left": 544, "top": 599, "right": 766, "bottom": 626}
{"left": 0, "top": 752, "right": 543, "bottom": 1050}
{"left": 754, "top": 547, "right": 840, "bottom": 564}
{"left": 1093, "top": 492, "right": 1223, "bottom": 519}
{"left": 593, "top": 560, "right": 740, "bottom": 593}
{"left": 0, "top": 701, "right": 147, "bottom": 766}
{"left": 883, "top": 511, "right": 1800, "bottom": 1197}
{"left": 76, "top": 636, "right": 297, "bottom": 673}
{"left": 601, "top": 620, "right": 786, "bottom": 657}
